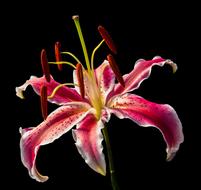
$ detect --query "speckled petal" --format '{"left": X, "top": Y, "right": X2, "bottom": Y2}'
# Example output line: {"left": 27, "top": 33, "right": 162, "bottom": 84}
{"left": 20, "top": 102, "right": 91, "bottom": 182}
{"left": 108, "top": 93, "right": 184, "bottom": 161}
{"left": 112, "top": 56, "right": 177, "bottom": 96}
{"left": 72, "top": 113, "right": 106, "bottom": 175}
{"left": 95, "top": 60, "right": 115, "bottom": 103}
{"left": 16, "top": 75, "right": 83, "bottom": 105}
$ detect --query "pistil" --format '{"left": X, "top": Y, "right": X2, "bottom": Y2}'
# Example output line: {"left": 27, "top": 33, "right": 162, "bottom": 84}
{"left": 72, "top": 15, "right": 91, "bottom": 72}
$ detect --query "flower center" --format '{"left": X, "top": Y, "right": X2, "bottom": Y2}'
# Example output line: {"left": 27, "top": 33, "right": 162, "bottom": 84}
{"left": 47, "top": 15, "right": 124, "bottom": 120}
{"left": 73, "top": 15, "right": 104, "bottom": 119}
{"left": 84, "top": 71, "right": 103, "bottom": 119}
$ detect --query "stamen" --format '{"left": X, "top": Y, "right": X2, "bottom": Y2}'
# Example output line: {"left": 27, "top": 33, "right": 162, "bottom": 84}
{"left": 61, "top": 52, "right": 81, "bottom": 64}
{"left": 91, "top": 39, "right": 105, "bottom": 70}
{"left": 55, "top": 42, "right": 62, "bottom": 71}
{"left": 48, "top": 61, "right": 76, "bottom": 69}
{"left": 48, "top": 83, "right": 78, "bottom": 99}
{"left": 76, "top": 63, "right": 85, "bottom": 98}
{"left": 107, "top": 54, "right": 125, "bottom": 87}
{"left": 40, "top": 85, "right": 48, "bottom": 120}
{"left": 72, "top": 15, "right": 91, "bottom": 72}
{"left": 98, "top": 25, "right": 117, "bottom": 54}
{"left": 41, "top": 49, "right": 51, "bottom": 82}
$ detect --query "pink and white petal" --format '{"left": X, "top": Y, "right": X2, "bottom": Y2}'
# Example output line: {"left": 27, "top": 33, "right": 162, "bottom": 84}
{"left": 108, "top": 93, "right": 184, "bottom": 161}
{"left": 20, "top": 102, "right": 91, "bottom": 182}
{"left": 101, "top": 108, "right": 111, "bottom": 123}
{"left": 16, "top": 75, "right": 83, "bottom": 105}
{"left": 73, "top": 70, "right": 80, "bottom": 94}
{"left": 95, "top": 60, "right": 115, "bottom": 102}
{"left": 72, "top": 113, "right": 106, "bottom": 176}
{"left": 112, "top": 56, "right": 177, "bottom": 95}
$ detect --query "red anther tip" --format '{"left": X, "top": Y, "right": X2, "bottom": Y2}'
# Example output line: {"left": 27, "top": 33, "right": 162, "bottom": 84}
{"left": 55, "top": 42, "right": 62, "bottom": 71}
{"left": 98, "top": 25, "right": 117, "bottom": 54}
{"left": 40, "top": 85, "right": 48, "bottom": 120}
{"left": 107, "top": 54, "right": 125, "bottom": 87}
{"left": 76, "top": 63, "right": 85, "bottom": 98}
{"left": 41, "top": 49, "right": 51, "bottom": 82}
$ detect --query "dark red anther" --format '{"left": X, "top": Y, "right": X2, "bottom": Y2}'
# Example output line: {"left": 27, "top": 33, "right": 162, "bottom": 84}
{"left": 40, "top": 85, "right": 48, "bottom": 120}
{"left": 41, "top": 49, "right": 51, "bottom": 82}
{"left": 107, "top": 54, "right": 125, "bottom": 87}
{"left": 76, "top": 63, "right": 85, "bottom": 98}
{"left": 55, "top": 42, "right": 62, "bottom": 71}
{"left": 98, "top": 25, "right": 117, "bottom": 54}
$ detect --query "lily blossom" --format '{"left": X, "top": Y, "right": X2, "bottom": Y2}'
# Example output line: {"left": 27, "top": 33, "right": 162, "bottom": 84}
{"left": 16, "top": 15, "right": 183, "bottom": 182}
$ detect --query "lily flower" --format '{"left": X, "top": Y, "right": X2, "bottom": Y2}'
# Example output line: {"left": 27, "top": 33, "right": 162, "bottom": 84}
{"left": 16, "top": 15, "right": 184, "bottom": 183}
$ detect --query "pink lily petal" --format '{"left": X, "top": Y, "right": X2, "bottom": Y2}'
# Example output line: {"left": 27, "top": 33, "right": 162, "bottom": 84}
{"left": 101, "top": 108, "right": 111, "bottom": 123}
{"left": 112, "top": 56, "right": 177, "bottom": 95}
{"left": 72, "top": 113, "right": 106, "bottom": 176}
{"left": 95, "top": 60, "right": 115, "bottom": 103}
{"left": 20, "top": 102, "right": 91, "bottom": 182}
{"left": 107, "top": 93, "right": 184, "bottom": 161}
{"left": 16, "top": 75, "right": 83, "bottom": 105}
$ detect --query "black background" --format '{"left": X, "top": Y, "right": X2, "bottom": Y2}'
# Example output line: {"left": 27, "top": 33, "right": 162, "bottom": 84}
{"left": 5, "top": 1, "right": 199, "bottom": 189}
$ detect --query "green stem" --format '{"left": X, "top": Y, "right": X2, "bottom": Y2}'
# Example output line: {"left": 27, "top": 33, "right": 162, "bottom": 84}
{"left": 102, "top": 126, "right": 120, "bottom": 190}
{"left": 72, "top": 15, "right": 91, "bottom": 72}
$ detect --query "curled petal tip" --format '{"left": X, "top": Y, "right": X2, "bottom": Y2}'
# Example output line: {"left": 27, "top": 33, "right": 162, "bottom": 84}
{"left": 38, "top": 176, "right": 49, "bottom": 183}
{"left": 97, "top": 166, "right": 106, "bottom": 176}
{"left": 166, "top": 59, "right": 178, "bottom": 73}
{"left": 30, "top": 167, "right": 49, "bottom": 182}
{"left": 19, "top": 127, "right": 22, "bottom": 134}
{"left": 172, "top": 63, "right": 178, "bottom": 73}
{"left": 16, "top": 79, "right": 31, "bottom": 99}
{"left": 16, "top": 87, "right": 25, "bottom": 99}
{"left": 166, "top": 151, "right": 177, "bottom": 162}
{"left": 153, "top": 56, "right": 162, "bottom": 60}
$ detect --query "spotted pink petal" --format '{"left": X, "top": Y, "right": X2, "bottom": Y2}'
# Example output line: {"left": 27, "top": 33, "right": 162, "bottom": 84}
{"left": 112, "top": 56, "right": 177, "bottom": 96}
{"left": 20, "top": 102, "right": 91, "bottom": 182}
{"left": 95, "top": 60, "right": 115, "bottom": 102}
{"left": 107, "top": 93, "right": 184, "bottom": 161}
{"left": 72, "top": 113, "right": 106, "bottom": 176}
{"left": 16, "top": 75, "right": 83, "bottom": 105}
